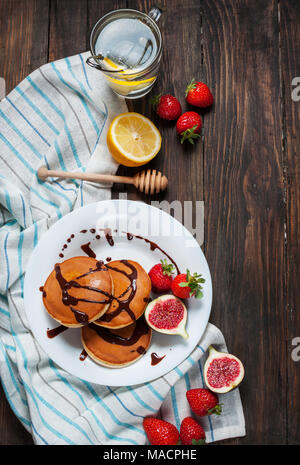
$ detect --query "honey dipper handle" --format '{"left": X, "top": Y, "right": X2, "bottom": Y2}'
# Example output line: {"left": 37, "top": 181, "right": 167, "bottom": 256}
{"left": 37, "top": 166, "right": 134, "bottom": 185}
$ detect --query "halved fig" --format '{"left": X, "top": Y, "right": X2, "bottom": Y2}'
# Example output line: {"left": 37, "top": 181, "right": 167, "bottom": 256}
{"left": 145, "top": 294, "right": 188, "bottom": 339}
{"left": 204, "top": 345, "right": 244, "bottom": 393}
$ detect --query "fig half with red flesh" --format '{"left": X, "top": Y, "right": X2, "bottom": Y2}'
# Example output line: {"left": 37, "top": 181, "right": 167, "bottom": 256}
{"left": 204, "top": 345, "right": 245, "bottom": 393}
{"left": 145, "top": 294, "right": 188, "bottom": 339}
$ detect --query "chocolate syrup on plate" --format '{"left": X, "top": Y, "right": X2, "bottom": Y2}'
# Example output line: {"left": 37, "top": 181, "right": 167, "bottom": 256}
{"left": 151, "top": 352, "right": 166, "bottom": 366}
{"left": 81, "top": 242, "right": 96, "bottom": 258}
{"left": 47, "top": 325, "right": 68, "bottom": 339}
{"left": 103, "top": 228, "right": 114, "bottom": 246}
{"left": 39, "top": 286, "right": 47, "bottom": 298}
{"left": 79, "top": 349, "right": 88, "bottom": 361}
{"left": 125, "top": 232, "right": 180, "bottom": 274}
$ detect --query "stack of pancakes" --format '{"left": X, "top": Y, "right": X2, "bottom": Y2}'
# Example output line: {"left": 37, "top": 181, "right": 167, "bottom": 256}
{"left": 43, "top": 256, "right": 152, "bottom": 367}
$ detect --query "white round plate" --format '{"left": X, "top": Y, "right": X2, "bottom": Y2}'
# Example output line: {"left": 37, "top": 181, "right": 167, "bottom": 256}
{"left": 24, "top": 200, "right": 212, "bottom": 386}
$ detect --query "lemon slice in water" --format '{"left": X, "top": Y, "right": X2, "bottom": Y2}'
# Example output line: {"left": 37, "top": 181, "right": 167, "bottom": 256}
{"left": 102, "top": 58, "right": 156, "bottom": 96}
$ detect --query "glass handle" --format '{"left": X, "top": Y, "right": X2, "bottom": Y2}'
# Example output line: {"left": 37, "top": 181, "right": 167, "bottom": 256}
{"left": 148, "top": 6, "right": 162, "bottom": 22}
{"left": 86, "top": 56, "right": 103, "bottom": 71}
{"left": 86, "top": 55, "right": 124, "bottom": 73}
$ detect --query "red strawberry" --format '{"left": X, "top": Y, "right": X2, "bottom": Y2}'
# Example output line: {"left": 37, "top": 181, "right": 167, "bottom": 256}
{"left": 176, "top": 111, "right": 202, "bottom": 144}
{"left": 180, "top": 417, "right": 206, "bottom": 445}
{"left": 148, "top": 259, "right": 175, "bottom": 293}
{"left": 151, "top": 94, "right": 182, "bottom": 120}
{"left": 171, "top": 269, "right": 205, "bottom": 299}
{"left": 186, "top": 389, "right": 222, "bottom": 416}
{"left": 143, "top": 418, "right": 179, "bottom": 445}
{"left": 185, "top": 79, "right": 214, "bottom": 108}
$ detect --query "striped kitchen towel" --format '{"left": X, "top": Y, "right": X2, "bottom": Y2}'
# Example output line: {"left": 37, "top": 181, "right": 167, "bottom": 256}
{"left": 0, "top": 52, "right": 245, "bottom": 444}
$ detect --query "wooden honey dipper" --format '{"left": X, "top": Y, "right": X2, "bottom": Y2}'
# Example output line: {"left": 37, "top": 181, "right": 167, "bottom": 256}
{"left": 37, "top": 166, "right": 168, "bottom": 195}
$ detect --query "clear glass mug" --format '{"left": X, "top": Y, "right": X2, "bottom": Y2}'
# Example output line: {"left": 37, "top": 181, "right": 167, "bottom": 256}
{"left": 86, "top": 7, "right": 162, "bottom": 99}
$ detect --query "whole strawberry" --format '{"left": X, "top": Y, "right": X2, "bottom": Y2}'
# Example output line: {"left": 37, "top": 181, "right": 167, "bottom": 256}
{"left": 143, "top": 418, "right": 179, "bottom": 445}
{"left": 180, "top": 417, "right": 206, "bottom": 445}
{"left": 185, "top": 79, "right": 214, "bottom": 108}
{"left": 176, "top": 111, "right": 202, "bottom": 144}
{"left": 186, "top": 388, "right": 222, "bottom": 416}
{"left": 151, "top": 94, "right": 182, "bottom": 120}
{"left": 171, "top": 269, "right": 205, "bottom": 299}
{"left": 148, "top": 259, "right": 175, "bottom": 293}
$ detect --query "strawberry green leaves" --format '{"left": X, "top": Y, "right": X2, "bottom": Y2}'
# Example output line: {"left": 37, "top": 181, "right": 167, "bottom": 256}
{"left": 178, "top": 269, "right": 205, "bottom": 298}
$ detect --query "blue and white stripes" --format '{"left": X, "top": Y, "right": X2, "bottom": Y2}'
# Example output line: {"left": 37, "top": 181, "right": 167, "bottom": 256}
{"left": 0, "top": 52, "right": 245, "bottom": 444}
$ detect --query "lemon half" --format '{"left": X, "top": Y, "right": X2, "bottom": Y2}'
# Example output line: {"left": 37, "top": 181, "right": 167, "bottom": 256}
{"left": 107, "top": 112, "right": 161, "bottom": 167}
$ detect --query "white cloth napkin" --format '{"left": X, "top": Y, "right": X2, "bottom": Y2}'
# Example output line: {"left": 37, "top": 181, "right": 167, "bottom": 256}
{"left": 0, "top": 52, "right": 245, "bottom": 444}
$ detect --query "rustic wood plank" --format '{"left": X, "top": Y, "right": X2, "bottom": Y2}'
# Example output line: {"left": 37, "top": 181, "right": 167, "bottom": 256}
{"left": 0, "top": 0, "right": 49, "bottom": 445}
{"left": 0, "top": 0, "right": 298, "bottom": 446}
{"left": 87, "top": 0, "right": 127, "bottom": 35}
{"left": 49, "top": 0, "right": 88, "bottom": 61}
{"left": 0, "top": 0, "right": 49, "bottom": 94}
{"left": 279, "top": 0, "right": 300, "bottom": 445}
{"left": 111, "top": 0, "right": 204, "bottom": 233}
{"left": 201, "top": 0, "right": 286, "bottom": 444}
{"left": 0, "top": 387, "right": 33, "bottom": 444}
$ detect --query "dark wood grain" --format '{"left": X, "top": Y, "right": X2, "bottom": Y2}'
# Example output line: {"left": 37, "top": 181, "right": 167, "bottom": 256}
{"left": 113, "top": 0, "right": 204, "bottom": 230}
{"left": 201, "top": 0, "right": 286, "bottom": 444}
{"left": 49, "top": 0, "right": 88, "bottom": 61}
{"left": 279, "top": 0, "right": 300, "bottom": 445}
{"left": 0, "top": 0, "right": 49, "bottom": 94}
{"left": 0, "top": 0, "right": 299, "bottom": 446}
{"left": 0, "top": 390, "right": 33, "bottom": 444}
{"left": 87, "top": 0, "right": 127, "bottom": 35}
{"left": 0, "top": 0, "right": 50, "bottom": 446}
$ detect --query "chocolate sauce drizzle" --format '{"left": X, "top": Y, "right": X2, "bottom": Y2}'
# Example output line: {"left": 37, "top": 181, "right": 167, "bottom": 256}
{"left": 151, "top": 352, "right": 166, "bottom": 366}
{"left": 39, "top": 286, "right": 47, "bottom": 298}
{"left": 71, "top": 307, "right": 89, "bottom": 324}
{"left": 125, "top": 232, "right": 180, "bottom": 274}
{"left": 53, "top": 259, "right": 139, "bottom": 325}
{"left": 89, "top": 317, "right": 148, "bottom": 347}
{"left": 47, "top": 325, "right": 68, "bottom": 339}
{"left": 48, "top": 229, "right": 179, "bottom": 330}
{"left": 137, "top": 346, "right": 146, "bottom": 355}
{"left": 102, "top": 228, "right": 114, "bottom": 246}
{"left": 99, "top": 260, "right": 137, "bottom": 323}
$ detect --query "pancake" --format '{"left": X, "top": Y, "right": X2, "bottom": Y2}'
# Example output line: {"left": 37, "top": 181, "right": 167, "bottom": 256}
{"left": 94, "top": 259, "right": 151, "bottom": 329}
{"left": 43, "top": 256, "right": 113, "bottom": 327}
{"left": 81, "top": 317, "right": 152, "bottom": 367}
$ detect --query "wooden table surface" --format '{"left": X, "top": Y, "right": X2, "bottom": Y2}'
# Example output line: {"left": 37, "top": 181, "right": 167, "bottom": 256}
{"left": 0, "top": 0, "right": 299, "bottom": 445}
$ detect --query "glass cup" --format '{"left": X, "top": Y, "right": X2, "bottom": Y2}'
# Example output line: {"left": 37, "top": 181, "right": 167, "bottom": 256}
{"left": 86, "top": 7, "right": 162, "bottom": 99}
